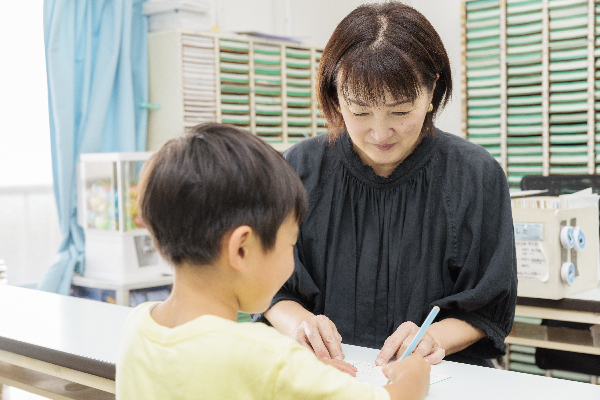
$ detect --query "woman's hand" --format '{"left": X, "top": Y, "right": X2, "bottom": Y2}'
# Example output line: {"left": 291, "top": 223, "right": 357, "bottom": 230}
{"left": 376, "top": 321, "right": 445, "bottom": 366}
{"left": 293, "top": 315, "right": 345, "bottom": 360}
{"left": 264, "top": 301, "right": 348, "bottom": 367}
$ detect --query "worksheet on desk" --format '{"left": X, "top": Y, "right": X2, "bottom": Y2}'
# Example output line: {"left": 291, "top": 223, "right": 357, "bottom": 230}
{"left": 346, "top": 360, "right": 450, "bottom": 386}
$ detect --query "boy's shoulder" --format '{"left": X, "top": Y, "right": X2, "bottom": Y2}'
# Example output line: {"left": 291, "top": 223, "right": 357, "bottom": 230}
{"left": 124, "top": 302, "right": 299, "bottom": 353}
{"left": 119, "top": 304, "right": 390, "bottom": 400}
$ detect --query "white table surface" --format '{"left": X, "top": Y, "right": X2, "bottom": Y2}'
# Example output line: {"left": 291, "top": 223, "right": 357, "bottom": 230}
{"left": 0, "top": 284, "right": 131, "bottom": 365}
{"left": 342, "top": 344, "right": 600, "bottom": 400}
{"left": 1, "top": 285, "right": 599, "bottom": 399}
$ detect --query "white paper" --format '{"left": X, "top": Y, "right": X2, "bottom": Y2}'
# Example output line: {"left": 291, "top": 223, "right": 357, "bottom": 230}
{"left": 346, "top": 360, "right": 450, "bottom": 387}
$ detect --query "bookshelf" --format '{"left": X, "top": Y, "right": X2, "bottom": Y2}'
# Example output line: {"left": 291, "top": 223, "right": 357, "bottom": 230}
{"left": 463, "top": 0, "right": 599, "bottom": 188}
{"left": 146, "top": 30, "right": 325, "bottom": 153}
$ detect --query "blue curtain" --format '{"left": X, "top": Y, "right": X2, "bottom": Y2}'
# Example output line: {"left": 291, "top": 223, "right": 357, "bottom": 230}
{"left": 39, "top": 0, "right": 148, "bottom": 294}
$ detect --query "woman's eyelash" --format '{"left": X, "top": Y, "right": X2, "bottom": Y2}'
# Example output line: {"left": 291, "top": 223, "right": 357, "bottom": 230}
{"left": 351, "top": 112, "right": 409, "bottom": 116}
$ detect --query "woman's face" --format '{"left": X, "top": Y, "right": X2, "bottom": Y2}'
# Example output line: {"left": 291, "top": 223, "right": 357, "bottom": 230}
{"left": 337, "top": 83, "right": 434, "bottom": 177}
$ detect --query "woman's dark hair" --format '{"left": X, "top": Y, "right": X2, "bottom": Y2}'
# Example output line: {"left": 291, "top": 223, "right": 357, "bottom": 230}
{"left": 138, "top": 123, "right": 308, "bottom": 267}
{"left": 318, "top": 2, "right": 452, "bottom": 141}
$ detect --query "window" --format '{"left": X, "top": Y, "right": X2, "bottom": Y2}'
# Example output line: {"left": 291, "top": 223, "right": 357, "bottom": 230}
{"left": 0, "top": 1, "right": 52, "bottom": 189}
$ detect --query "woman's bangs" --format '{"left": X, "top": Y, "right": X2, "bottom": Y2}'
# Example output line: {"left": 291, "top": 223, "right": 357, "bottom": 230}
{"left": 338, "top": 45, "right": 423, "bottom": 106}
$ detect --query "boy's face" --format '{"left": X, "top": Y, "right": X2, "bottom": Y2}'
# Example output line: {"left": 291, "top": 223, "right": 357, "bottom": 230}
{"left": 241, "top": 214, "right": 299, "bottom": 314}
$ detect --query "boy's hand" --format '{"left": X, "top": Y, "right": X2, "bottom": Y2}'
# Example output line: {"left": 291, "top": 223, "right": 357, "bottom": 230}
{"left": 318, "top": 358, "right": 357, "bottom": 377}
{"left": 293, "top": 315, "right": 344, "bottom": 360}
{"left": 383, "top": 354, "right": 430, "bottom": 399}
{"left": 376, "top": 321, "right": 445, "bottom": 366}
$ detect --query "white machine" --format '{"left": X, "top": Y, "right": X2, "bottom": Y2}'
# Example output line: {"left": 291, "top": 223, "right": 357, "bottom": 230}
{"left": 78, "top": 152, "right": 172, "bottom": 283}
{"left": 513, "top": 205, "right": 599, "bottom": 299}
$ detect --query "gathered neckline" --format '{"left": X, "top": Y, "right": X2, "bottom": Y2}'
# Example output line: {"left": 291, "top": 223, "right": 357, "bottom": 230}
{"left": 336, "top": 130, "right": 440, "bottom": 186}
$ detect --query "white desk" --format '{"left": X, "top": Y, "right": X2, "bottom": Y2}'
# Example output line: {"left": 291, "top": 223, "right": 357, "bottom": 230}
{"left": 0, "top": 285, "right": 599, "bottom": 399}
{"left": 343, "top": 344, "right": 600, "bottom": 399}
{"left": 0, "top": 285, "right": 131, "bottom": 399}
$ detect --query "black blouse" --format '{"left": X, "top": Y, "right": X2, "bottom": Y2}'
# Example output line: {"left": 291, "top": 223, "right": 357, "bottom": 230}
{"left": 263, "top": 129, "right": 517, "bottom": 366}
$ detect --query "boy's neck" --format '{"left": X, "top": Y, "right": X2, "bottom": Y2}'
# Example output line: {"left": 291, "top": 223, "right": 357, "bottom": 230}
{"left": 151, "top": 262, "right": 240, "bottom": 328}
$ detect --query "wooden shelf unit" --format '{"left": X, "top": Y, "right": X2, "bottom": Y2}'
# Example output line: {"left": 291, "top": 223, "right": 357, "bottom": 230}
{"left": 463, "top": 0, "right": 600, "bottom": 188}
{"left": 147, "top": 30, "right": 324, "bottom": 153}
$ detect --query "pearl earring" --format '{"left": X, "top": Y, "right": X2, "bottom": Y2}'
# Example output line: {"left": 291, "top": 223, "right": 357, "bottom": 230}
{"left": 427, "top": 104, "right": 433, "bottom": 112}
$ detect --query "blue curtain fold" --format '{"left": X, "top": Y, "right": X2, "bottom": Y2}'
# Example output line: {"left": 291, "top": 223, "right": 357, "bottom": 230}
{"left": 39, "top": 0, "right": 148, "bottom": 294}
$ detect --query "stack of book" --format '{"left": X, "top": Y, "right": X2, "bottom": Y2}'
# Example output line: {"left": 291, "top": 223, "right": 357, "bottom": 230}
{"left": 506, "top": 0, "right": 543, "bottom": 187}
{"left": 547, "top": 0, "right": 590, "bottom": 175}
{"left": 147, "top": 31, "right": 324, "bottom": 152}
{"left": 465, "top": 1, "right": 503, "bottom": 166}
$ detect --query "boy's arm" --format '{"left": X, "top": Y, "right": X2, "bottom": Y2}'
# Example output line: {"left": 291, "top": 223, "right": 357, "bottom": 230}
{"left": 383, "top": 354, "right": 430, "bottom": 400}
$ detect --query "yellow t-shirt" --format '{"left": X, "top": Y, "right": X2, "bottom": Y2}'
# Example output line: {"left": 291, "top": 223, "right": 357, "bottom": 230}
{"left": 116, "top": 302, "right": 390, "bottom": 400}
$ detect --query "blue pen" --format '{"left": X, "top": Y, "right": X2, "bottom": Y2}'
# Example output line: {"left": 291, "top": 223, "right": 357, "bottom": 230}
{"left": 399, "top": 306, "right": 440, "bottom": 361}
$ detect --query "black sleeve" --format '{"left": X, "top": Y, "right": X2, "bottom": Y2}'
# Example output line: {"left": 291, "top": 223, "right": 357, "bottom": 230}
{"left": 433, "top": 151, "right": 517, "bottom": 359}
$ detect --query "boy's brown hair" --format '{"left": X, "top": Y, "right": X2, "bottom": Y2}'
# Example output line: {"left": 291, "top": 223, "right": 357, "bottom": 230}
{"left": 138, "top": 123, "right": 308, "bottom": 266}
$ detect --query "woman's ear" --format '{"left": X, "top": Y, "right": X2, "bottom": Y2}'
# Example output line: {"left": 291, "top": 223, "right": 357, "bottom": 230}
{"left": 226, "top": 225, "right": 254, "bottom": 273}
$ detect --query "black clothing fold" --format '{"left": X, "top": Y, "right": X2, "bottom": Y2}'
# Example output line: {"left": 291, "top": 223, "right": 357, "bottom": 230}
{"left": 257, "top": 129, "right": 517, "bottom": 365}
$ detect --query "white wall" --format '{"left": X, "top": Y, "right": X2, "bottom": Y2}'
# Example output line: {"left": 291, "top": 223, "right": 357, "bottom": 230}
{"left": 410, "top": 0, "right": 464, "bottom": 137}
{"left": 287, "top": 0, "right": 367, "bottom": 48}
{"left": 216, "top": 0, "right": 277, "bottom": 35}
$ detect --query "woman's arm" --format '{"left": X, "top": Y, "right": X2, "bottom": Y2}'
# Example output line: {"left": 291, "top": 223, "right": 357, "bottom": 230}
{"left": 427, "top": 318, "right": 486, "bottom": 355}
{"left": 265, "top": 300, "right": 346, "bottom": 360}
{"left": 264, "top": 300, "right": 314, "bottom": 337}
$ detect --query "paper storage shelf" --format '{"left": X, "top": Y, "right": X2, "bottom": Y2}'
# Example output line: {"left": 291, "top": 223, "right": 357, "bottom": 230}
{"left": 463, "top": 0, "right": 600, "bottom": 188}
{"left": 147, "top": 30, "right": 324, "bottom": 153}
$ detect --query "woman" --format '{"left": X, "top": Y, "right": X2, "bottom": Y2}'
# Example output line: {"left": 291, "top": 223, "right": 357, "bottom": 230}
{"left": 258, "top": 2, "right": 517, "bottom": 368}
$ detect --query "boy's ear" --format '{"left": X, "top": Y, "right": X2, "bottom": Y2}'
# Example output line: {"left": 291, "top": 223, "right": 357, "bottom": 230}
{"left": 227, "top": 225, "right": 255, "bottom": 273}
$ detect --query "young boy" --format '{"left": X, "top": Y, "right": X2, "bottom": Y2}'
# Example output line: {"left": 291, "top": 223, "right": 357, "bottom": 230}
{"left": 116, "top": 123, "right": 430, "bottom": 400}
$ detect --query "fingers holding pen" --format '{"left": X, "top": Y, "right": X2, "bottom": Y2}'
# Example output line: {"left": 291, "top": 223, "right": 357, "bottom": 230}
{"left": 376, "top": 323, "right": 444, "bottom": 366}
{"left": 376, "top": 321, "right": 415, "bottom": 366}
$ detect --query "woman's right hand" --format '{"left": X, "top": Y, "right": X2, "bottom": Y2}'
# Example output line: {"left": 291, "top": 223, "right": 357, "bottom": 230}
{"left": 264, "top": 301, "right": 345, "bottom": 363}
{"left": 382, "top": 354, "right": 430, "bottom": 400}
{"left": 293, "top": 315, "right": 345, "bottom": 360}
